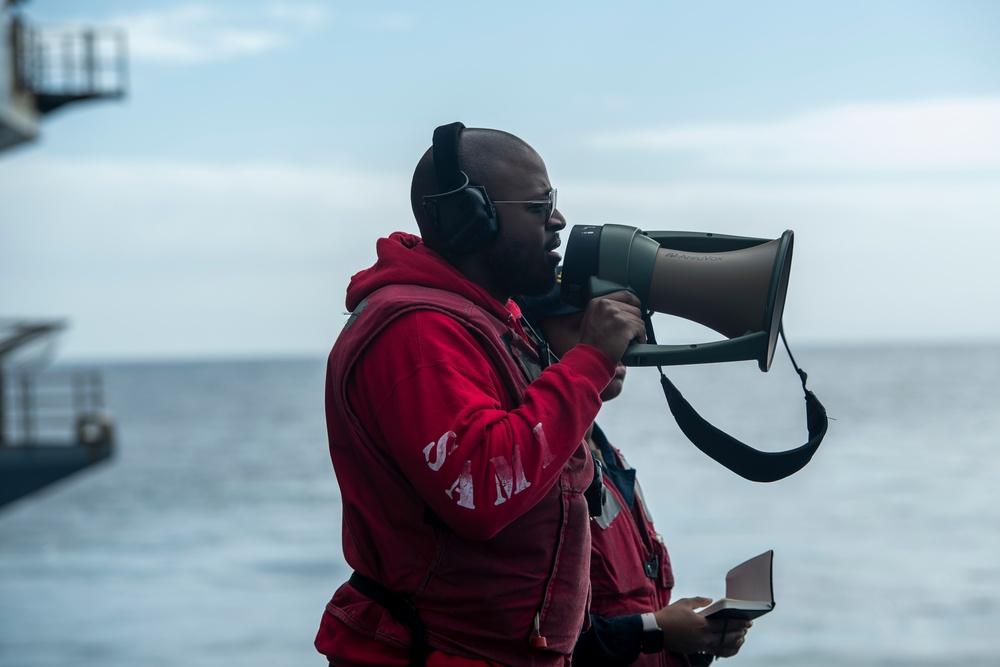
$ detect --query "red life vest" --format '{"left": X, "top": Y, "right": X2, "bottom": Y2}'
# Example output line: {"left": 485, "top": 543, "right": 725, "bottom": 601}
{"left": 590, "top": 440, "right": 688, "bottom": 667}
{"left": 318, "top": 283, "right": 597, "bottom": 666}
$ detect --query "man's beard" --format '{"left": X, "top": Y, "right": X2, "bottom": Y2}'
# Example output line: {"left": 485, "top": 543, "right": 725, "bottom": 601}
{"left": 481, "top": 240, "right": 557, "bottom": 299}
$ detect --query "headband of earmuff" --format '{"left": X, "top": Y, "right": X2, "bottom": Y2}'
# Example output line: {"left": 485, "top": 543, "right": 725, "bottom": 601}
{"left": 421, "top": 122, "right": 499, "bottom": 255}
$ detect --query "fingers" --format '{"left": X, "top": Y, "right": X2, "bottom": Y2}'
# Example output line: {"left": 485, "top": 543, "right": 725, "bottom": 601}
{"left": 673, "top": 597, "right": 714, "bottom": 611}
{"left": 578, "top": 291, "right": 647, "bottom": 363}
{"left": 599, "top": 289, "right": 642, "bottom": 308}
{"left": 598, "top": 292, "right": 646, "bottom": 340}
{"left": 706, "top": 618, "right": 752, "bottom": 633}
{"left": 707, "top": 622, "right": 751, "bottom": 658}
{"left": 710, "top": 633, "right": 746, "bottom": 658}
{"left": 654, "top": 599, "right": 751, "bottom": 656}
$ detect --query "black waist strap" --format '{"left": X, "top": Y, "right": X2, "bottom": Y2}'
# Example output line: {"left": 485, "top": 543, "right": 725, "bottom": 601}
{"left": 348, "top": 571, "right": 429, "bottom": 667}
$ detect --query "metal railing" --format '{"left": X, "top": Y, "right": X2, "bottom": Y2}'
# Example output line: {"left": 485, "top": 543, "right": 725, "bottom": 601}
{"left": 0, "top": 369, "right": 111, "bottom": 446}
{"left": 12, "top": 17, "right": 127, "bottom": 111}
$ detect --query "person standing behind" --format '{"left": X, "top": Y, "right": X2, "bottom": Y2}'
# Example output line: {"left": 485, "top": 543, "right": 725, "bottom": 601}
{"left": 315, "top": 123, "right": 648, "bottom": 667}
{"left": 516, "top": 284, "right": 752, "bottom": 667}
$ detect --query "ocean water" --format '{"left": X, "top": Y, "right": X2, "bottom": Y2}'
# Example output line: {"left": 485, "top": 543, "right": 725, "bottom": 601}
{"left": 1, "top": 344, "right": 999, "bottom": 666}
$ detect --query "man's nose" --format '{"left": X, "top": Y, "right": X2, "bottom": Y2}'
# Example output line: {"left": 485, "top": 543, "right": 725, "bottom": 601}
{"left": 549, "top": 208, "right": 567, "bottom": 230}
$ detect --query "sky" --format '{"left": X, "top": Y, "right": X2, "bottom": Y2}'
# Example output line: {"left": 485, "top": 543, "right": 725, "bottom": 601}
{"left": 2, "top": 0, "right": 999, "bottom": 361}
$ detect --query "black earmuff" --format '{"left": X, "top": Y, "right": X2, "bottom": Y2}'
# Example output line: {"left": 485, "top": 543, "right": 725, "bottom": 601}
{"left": 422, "top": 122, "right": 499, "bottom": 255}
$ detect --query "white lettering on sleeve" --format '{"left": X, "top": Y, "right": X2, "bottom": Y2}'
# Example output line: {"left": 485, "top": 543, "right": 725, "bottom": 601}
{"left": 423, "top": 431, "right": 457, "bottom": 472}
{"left": 491, "top": 444, "right": 532, "bottom": 505}
{"left": 512, "top": 443, "right": 531, "bottom": 493}
{"left": 445, "top": 460, "right": 475, "bottom": 509}
{"left": 533, "top": 422, "right": 555, "bottom": 469}
{"left": 491, "top": 456, "right": 513, "bottom": 505}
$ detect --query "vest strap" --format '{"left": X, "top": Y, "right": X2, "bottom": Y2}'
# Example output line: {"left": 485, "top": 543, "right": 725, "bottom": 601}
{"left": 348, "top": 572, "right": 429, "bottom": 667}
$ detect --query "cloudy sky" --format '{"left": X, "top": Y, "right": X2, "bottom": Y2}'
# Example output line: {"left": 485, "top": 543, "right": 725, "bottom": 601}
{"left": 2, "top": 0, "right": 998, "bottom": 361}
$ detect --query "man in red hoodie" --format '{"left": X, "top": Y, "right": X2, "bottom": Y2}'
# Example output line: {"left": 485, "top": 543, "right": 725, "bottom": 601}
{"left": 315, "top": 123, "right": 648, "bottom": 667}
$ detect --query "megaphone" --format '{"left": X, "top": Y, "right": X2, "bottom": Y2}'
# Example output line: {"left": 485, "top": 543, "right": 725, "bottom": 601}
{"left": 561, "top": 225, "right": 794, "bottom": 371}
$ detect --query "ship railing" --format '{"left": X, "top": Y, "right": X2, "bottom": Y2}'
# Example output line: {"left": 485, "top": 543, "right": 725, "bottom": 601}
{"left": 11, "top": 17, "right": 128, "bottom": 114}
{"left": 0, "top": 369, "right": 113, "bottom": 447}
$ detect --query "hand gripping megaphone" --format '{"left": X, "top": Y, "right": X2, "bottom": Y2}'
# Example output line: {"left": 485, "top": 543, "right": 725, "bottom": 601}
{"left": 559, "top": 224, "right": 827, "bottom": 483}
{"left": 560, "top": 224, "right": 794, "bottom": 371}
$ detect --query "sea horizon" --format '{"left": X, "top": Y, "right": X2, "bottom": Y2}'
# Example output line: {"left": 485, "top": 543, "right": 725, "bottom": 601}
{"left": 3, "top": 342, "right": 999, "bottom": 666}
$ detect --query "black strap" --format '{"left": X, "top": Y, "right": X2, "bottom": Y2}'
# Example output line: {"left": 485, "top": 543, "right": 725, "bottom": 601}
{"left": 650, "top": 317, "right": 829, "bottom": 483}
{"left": 348, "top": 571, "right": 429, "bottom": 667}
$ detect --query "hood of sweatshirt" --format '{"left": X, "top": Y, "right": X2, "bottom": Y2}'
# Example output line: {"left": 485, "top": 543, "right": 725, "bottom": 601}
{"left": 345, "top": 232, "right": 521, "bottom": 322}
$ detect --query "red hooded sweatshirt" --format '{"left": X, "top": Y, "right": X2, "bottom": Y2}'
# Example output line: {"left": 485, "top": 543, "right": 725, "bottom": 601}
{"left": 316, "top": 233, "right": 616, "bottom": 666}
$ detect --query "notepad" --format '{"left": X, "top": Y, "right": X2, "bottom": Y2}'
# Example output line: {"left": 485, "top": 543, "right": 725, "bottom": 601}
{"left": 697, "top": 550, "right": 775, "bottom": 620}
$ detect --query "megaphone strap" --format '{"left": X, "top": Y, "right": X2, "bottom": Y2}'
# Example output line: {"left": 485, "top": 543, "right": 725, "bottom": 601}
{"left": 655, "top": 325, "right": 829, "bottom": 483}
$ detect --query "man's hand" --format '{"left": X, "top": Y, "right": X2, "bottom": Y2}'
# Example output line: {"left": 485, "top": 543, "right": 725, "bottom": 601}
{"left": 704, "top": 616, "right": 752, "bottom": 659}
{"left": 578, "top": 291, "right": 646, "bottom": 364}
{"left": 653, "top": 597, "right": 753, "bottom": 657}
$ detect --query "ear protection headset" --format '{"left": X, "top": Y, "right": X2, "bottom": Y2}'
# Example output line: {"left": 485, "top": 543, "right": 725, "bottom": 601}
{"left": 421, "top": 122, "right": 499, "bottom": 255}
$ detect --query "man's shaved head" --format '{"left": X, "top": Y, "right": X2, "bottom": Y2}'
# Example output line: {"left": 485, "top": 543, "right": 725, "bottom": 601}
{"left": 410, "top": 127, "right": 539, "bottom": 251}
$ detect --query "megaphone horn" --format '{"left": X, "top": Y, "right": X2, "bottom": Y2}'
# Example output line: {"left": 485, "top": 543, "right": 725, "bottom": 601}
{"left": 560, "top": 225, "right": 794, "bottom": 371}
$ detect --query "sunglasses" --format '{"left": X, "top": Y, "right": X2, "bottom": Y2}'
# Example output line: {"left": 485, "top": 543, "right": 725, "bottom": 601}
{"left": 493, "top": 189, "right": 558, "bottom": 225}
